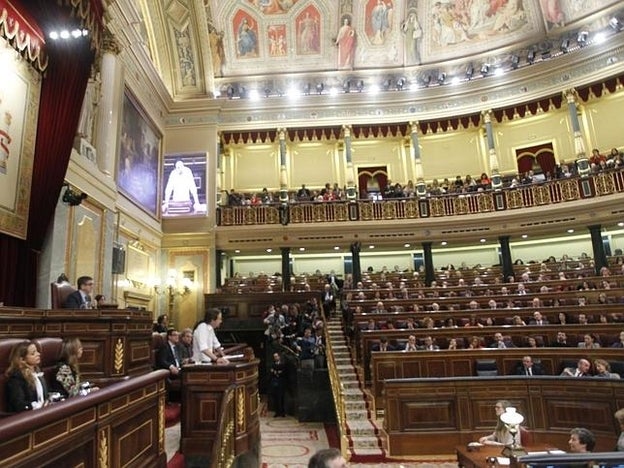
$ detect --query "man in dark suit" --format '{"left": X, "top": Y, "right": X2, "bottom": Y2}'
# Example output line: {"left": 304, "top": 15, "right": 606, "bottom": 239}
{"left": 296, "top": 184, "right": 311, "bottom": 201}
{"left": 156, "top": 329, "right": 181, "bottom": 377}
{"left": 529, "top": 311, "right": 549, "bottom": 326}
{"left": 514, "top": 355, "right": 544, "bottom": 376}
{"left": 372, "top": 336, "right": 395, "bottom": 352}
{"left": 63, "top": 276, "right": 94, "bottom": 309}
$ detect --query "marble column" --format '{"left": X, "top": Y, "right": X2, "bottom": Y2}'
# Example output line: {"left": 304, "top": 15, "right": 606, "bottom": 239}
{"left": 410, "top": 121, "right": 426, "bottom": 196}
{"left": 215, "top": 249, "right": 223, "bottom": 290}
{"left": 498, "top": 236, "right": 514, "bottom": 282}
{"left": 350, "top": 242, "right": 361, "bottom": 285}
{"left": 281, "top": 248, "right": 291, "bottom": 291}
{"left": 216, "top": 141, "right": 225, "bottom": 206}
{"left": 564, "top": 89, "right": 590, "bottom": 176}
{"left": 588, "top": 225, "right": 608, "bottom": 275}
{"left": 422, "top": 242, "right": 435, "bottom": 286}
{"left": 94, "top": 30, "right": 122, "bottom": 177}
{"left": 278, "top": 128, "right": 289, "bottom": 203}
{"left": 343, "top": 125, "right": 356, "bottom": 200}
{"left": 482, "top": 110, "right": 502, "bottom": 189}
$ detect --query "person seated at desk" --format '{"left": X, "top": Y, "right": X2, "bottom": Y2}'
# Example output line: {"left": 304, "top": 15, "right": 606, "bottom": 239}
{"left": 514, "top": 355, "right": 544, "bottom": 376}
{"left": 372, "top": 336, "right": 395, "bottom": 352}
{"left": 593, "top": 359, "right": 620, "bottom": 379}
{"left": 568, "top": 427, "right": 595, "bottom": 453}
{"left": 52, "top": 338, "right": 98, "bottom": 398}
{"left": 420, "top": 336, "right": 439, "bottom": 351}
{"left": 177, "top": 327, "right": 193, "bottom": 364}
{"left": 478, "top": 400, "right": 514, "bottom": 446}
{"left": 5, "top": 341, "right": 48, "bottom": 412}
{"left": 561, "top": 358, "right": 591, "bottom": 377}
{"left": 403, "top": 335, "right": 418, "bottom": 352}
{"left": 157, "top": 329, "right": 182, "bottom": 376}
{"left": 192, "top": 309, "right": 229, "bottom": 365}
{"left": 63, "top": 275, "right": 94, "bottom": 309}
{"left": 153, "top": 314, "right": 169, "bottom": 333}
{"left": 490, "top": 332, "right": 515, "bottom": 349}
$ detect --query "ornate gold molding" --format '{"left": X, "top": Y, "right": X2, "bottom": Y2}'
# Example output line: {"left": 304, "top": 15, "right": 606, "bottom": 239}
{"left": 98, "top": 427, "right": 109, "bottom": 468}
{"left": 113, "top": 338, "right": 124, "bottom": 374}
{"left": 0, "top": 3, "right": 48, "bottom": 71}
{"left": 101, "top": 28, "right": 121, "bottom": 55}
{"left": 158, "top": 394, "right": 165, "bottom": 454}
{"left": 236, "top": 386, "right": 245, "bottom": 433}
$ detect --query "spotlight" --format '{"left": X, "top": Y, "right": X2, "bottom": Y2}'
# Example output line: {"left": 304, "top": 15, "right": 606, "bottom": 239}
{"left": 343, "top": 80, "right": 351, "bottom": 93}
{"left": 465, "top": 64, "right": 474, "bottom": 79}
{"left": 356, "top": 80, "right": 364, "bottom": 92}
{"left": 494, "top": 67, "right": 504, "bottom": 76}
{"left": 450, "top": 76, "right": 460, "bottom": 85}
{"left": 329, "top": 87, "right": 338, "bottom": 96}
{"left": 422, "top": 75, "right": 431, "bottom": 86}
{"left": 594, "top": 32, "right": 606, "bottom": 44}
{"left": 49, "top": 31, "right": 59, "bottom": 40}
{"left": 437, "top": 72, "right": 446, "bottom": 84}
{"left": 62, "top": 185, "right": 88, "bottom": 206}
{"left": 315, "top": 83, "right": 324, "bottom": 94}
{"left": 264, "top": 87, "right": 272, "bottom": 97}
{"left": 382, "top": 79, "right": 392, "bottom": 90}
{"left": 560, "top": 38, "right": 570, "bottom": 53}
{"left": 71, "top": 29, "right": 82, "bottom": 38}
{"left": 369, "top": 83, "right": 380, "bottom": 94}
{"left": 248, "top": 89, "right": 259, "bottom": 101}
{"left": 396, "top": 77, "right": 406, "bottom": 90}
{"left": 577, "top": 30, "right": 589, "bottom": 46}
{"left": 480, "top": 63, "right": 490, "bottom": 76}
{"left": 527, "top": 50, "right": 535, "bottom": 64}
{"left": 226, "top": 86, "right": 234, "bottom": 99}
{"left": 609, "top": 17, "right": 621, "bottom": 31}
{"left": 511, "top": 55, "right": 520, "bottom": 69}
{"left": 303, "top": 83, "right": 311, "bottom": 95}
{"left": 60, "top": 30, "right": 70, "bottom": 39}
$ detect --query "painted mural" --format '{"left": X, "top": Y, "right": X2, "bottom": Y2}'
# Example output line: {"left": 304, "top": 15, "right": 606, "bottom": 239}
{"left": 336, "top": 15, "right": 356, "bottom": 69}
{"left": 247, "top": 0, "right": 300, "bottom": 15}
{"left": 402, "top": 9, "right": 422, "bottom": 65}
{"left": 540, "top": 0, "right": 622, "bottom": 30}
{"left": 296, "top": 5, "right": 321, "bottom": 55}
{"left": 268, "top": 24, "right": 287, "bottom": 56}
{"left": 233, "top": 10, "right": 259, "bottom": 58}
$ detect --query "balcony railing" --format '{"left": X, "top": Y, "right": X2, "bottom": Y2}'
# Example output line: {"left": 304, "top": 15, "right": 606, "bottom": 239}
{"left": 216, "top": 170, "right": 624, "bottom": 226}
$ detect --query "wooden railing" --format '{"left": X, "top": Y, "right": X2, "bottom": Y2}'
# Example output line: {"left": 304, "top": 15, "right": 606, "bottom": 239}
{"left": 216, "top": 169, "right": 624, "bottom": 225}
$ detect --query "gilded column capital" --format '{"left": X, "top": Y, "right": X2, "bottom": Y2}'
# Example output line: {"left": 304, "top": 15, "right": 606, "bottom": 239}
{"left": 277, "top": 128, "right": 287, "bottom": 140}
{"left": 563, "top": 88, "right": 578, "bottom": 104}
{"left": 481, "top": 109, "right": 493, "bottom": 124}
{"left": 342, "top": 124, "right": 351, "bottom": 138}
{"left": 101, "top": 29, "right": 121, "bottom": 55}
{"left": 409, "top": 121, "right": 419, "bottom": 134}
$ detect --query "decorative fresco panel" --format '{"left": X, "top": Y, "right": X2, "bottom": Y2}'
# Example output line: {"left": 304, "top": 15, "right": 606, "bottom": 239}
{"left": 234, "top": 10, "right": 260, "bottom": 58}
{"left": 295, "top": 5, "right": 321, "bottom": 55}
{"left": 247, "top": 0, "right": 301, "bottom": 15}
{"left": 267, "top": 24, "right": 287, "bottom": 57}
{"left": 365, "top": 0, "right": 394, "bottom": 45}
{"left": 539, "top": 0, "right": 622, "bottom": 30}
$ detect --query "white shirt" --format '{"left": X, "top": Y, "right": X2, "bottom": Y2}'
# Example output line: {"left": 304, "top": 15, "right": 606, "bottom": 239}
{"left": 192, "top": 322, "right": 221, "bottom": 362}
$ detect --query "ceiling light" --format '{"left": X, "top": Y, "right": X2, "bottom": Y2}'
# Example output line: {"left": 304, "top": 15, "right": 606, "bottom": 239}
{"left": 441, "top": 241, "right": 447, "bottom": 246}
{"left": 567, "top": 229, "right": 574, "bottom": 233}
{"left": 609, "top": 17, "right": 621, "bottom": 31}
{"left": 465, "top": 65, "right": 474, "bottom": 79}
{"left": 315, "top": 83, "right": 324, "bottom": 94}
{"left": 343, "top": 80, "right": 351, "bottom": 93}
{"left": 287, "top": 86, "right": 300, "bottom": 99}
{"left": 560, "top": 38, "right": 570, "bottom": 53}
{"left": 266, "top": 248, "right": 272, "bottom": 253}
{"left": 71, "top": 29, "right": 82, "bottom": 38}
{"left": 480, "top": 64, "right": 490, "bottom": 76}
{"left": 594, "top": 32, "right": 607, "bottom": 44}
{"left": 450, "top": 76, "right": 460, "bottom": 85}
{"left": 248, "top": 89, "right": 259, "bottom": 101}
{"left": 494, "top": 67, "right": 504, "bottom": 77}
{"left": 618, "top": 222, "right": 624, "bottom": 227}
{"left": 404, "top": 243, "right": 411, "bottom": 248}
{"left": 299, "top": 247, "right": 306, "bottom": 251}
{"left": 511, "top": 55, "right": 520, "bottom": 69}
{"left": 396, "top": 77, "right": 406, "bottom": 90}
{"left": 334, "top": 246, "right": 340, "bottom": 250}
{"left": 527, "top": 50, "right": 535, "bottom": 64}
{"left": 369, "top": 83, "right": 380, "bottom": 94}
{"left": 521, "top": 234, "right": 528, "bottom": 239}
{"left": 577, "top": 30, "right": 589, "bottom": 46}
{"left": 49, "top": 31, "right": 59, "bottom": 40}
{"left": 369, "top": 245, "right": 375, "bottom": 249}
{"left": 235, "top": 249, "right": 240, "bottom": 253}
{"left": 437, "top": 72, "right": 446, "bottom": 84}
{"left": 329, "top": 87, "right": 338, "bottom": 96}
{"left": 422, "top": 75, "right": 432, "bottom": 87}
{"left": 356, "top": 80, "right": 364, "bottom": 92}
{"left": 60, "top": 30, "right": 70, "bottom": 39}
{"left": 480, "top": 238, "right": 486, "bottom": 243}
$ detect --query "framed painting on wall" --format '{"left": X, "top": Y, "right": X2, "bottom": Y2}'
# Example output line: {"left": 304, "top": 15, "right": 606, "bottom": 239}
{"left": 0, "top": 37, "right": 41, "bottom": 239}
{"left": 162, "top": 152, "right": 208, "bottom": 218}
{"left": 117, "top": 90, "right": 161, "bottom": 218}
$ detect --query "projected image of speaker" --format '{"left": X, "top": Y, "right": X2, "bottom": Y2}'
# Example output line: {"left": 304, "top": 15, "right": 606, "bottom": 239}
{"left": 112, "top": 244, "right": 126, "bottom": 275}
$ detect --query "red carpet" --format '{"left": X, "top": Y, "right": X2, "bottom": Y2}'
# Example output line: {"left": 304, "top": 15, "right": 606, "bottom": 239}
{"left": 165, "top": 403, "right": 180, "bottom": 428}
{"left": 167, "top": 452, "right": 184, "bottom": 468}
{"left": 324, "top": 422, "right": 340, "bottom": 449}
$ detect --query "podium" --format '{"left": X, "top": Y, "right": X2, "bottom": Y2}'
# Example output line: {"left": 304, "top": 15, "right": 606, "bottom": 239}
{"left": 180, "top": 353, "right": 260, "bottom": 466}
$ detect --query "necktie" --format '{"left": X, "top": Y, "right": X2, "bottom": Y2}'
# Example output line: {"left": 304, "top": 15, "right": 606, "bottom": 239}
{"left": 528, "top": 367, "right": 532, "bottom": 376}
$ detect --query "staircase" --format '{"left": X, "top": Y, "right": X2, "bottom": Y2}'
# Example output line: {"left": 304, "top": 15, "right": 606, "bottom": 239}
{"left": 326, "top": 316, "right": 385, "bottom": 461}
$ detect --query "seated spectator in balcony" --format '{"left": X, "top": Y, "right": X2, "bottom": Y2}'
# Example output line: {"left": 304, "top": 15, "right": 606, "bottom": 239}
{"left": 487, "top": 299, "right": 498, "bottom": 310}
{"left": 593, "top": 359, "right": 620, "bottom": 379}
{"left": 479, "top": 173, "right": 490, "bottom": 188}
{"left": 490, "top": 332, "right": 514, "bottom": 349}
{"left": 561, "top": 358, "right": 591, "bottom": 377}
{"left": 556, "top": 312, "right": 568, "bottom": 325}
{"left": 405, "top": 317, "right": 417, "bottom": 330}
{"left": 447, "top": 338, "right": 459, "bottom": 350}
{"left": 521, "top": 271, "right": 531, "bottom": 283}
{"left": 6, "top": 341, "right": 50, "bottom": 412}
{"left": 590, "top": 148, "right": 606, "bottom": 168}
{"left": 422, "top": 317, "right": 435, "bottom": 329}
{"left": 465, "top": 314, "right": 484, "bottom": 328}
{"left": 364, "top": 319, "right": 377, "bottom": 331}
{"left": 370, "top": 301, "right": 386, "bottom": 314}
{"left": 444, "top": 318, "right": 458, "bottom": 328}
{"left": 577, "top": 313, "right": 588, "bottom": 325}
{"left": 296, "top": 184, "right": 311, "bottom": 201}
{"left": 568, "top": 427, "right": 595, "bottom": 453}
{"left": 227, "top": 188, "right": 243, "bottom": 206}
{"left": 526, "top": 336, "right": 540, "bottom": 348}
{"left": 600, "top": 280, "right": 612, "bottom": 290}
{"left": 468, "top": 300, "right": 480, "bottom": 310}
{"left": 578, "top": 334, "right": 600, "bottom": 349}
{"left": 514, "top": 355, "right": 544, "bottom": 376}
{"left": 512, "top": 315, "right": 526, "bottom": 326}
{"left": 529, "top": 311, "right": 548, "bottom": 326}
{"left": 558, "top": 271, "right": 567, "bottom": 280}
{"left": 373, "top": 336, "right": 395, "bottom": 352}
{"left": 430, "top": 302, "right": 441, "bottom": 312}
{"left": 468, "top": 336, "right": 483, "bottom": 349}
{"left": 403, "top": 335, "right": 418, "bottom": 352}
{"left": 615, "top": 409, "right": 624, "bottom": 451}
{"left": 531, "top": 297, "right": 542, "bottom": 308}
{"left": 517, "top": 283, "right": 527, "bottom": 295}
{"left": 611, "top": 331, "right": 624, "bottom": 348}
{"left": 178, "top": 328, "right": 193, "bottom": 363}
{"left": 420, "top": 336, "right": 439, "bottom": 351}
{"left": 260, "top": 187, "right": 273, "bottom": 204}
{"left": 500, "top": 286, "right": 509, "bottom": 295}
{"left": 153, "top": 314, "right": 169, "bottom": 333}
{"left": 552, "top": 331, "right": 570, "bottom": 347}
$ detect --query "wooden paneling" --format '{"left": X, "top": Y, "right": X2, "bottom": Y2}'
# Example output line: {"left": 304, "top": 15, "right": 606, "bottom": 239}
{"left": 383, "top": 377, "right": 624, "bottom": 457}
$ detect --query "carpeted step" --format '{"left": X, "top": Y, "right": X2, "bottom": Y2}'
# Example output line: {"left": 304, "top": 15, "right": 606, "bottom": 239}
{"left": 345, "top": 409, "right": 369, "bottom": 420}
{"left": 345, "top": 400, "right": 368, "bottom": 411}
{"left": 341, "top": 380, "right": 360, "bottom": 389}
{"left": 349, "top": 435, "right": 382, "bottom": 449}
{"left": 346, "top": 419, "right": 379, "bottom": 436}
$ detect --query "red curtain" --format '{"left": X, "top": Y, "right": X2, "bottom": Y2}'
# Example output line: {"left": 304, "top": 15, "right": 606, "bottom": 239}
{"left": 516, "top": 155, "right": 534, "bottom": 175}
{"left": 0, "top": 1, "right": 96, "bottom": 306}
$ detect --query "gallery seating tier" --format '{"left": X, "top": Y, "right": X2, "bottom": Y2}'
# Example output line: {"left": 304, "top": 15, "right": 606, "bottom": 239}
{"left": 382, "top": 376, "right": 623, "bottom": 457}
{"left": 370, "top": 346, "right": 624, "bottom": 410}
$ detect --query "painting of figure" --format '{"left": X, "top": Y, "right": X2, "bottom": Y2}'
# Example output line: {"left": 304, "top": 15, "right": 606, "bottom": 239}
{"left": 402, "top": 9, "right": 422, "bottom": 65}
{"left": 335, "top": 15, "right": 356, "bottom": 69}
{"left": 234, "top": 11, "right": 259, "bottom": 58}
{"left": 366, "top": 0, "right": 393, "bottom": 45}
{"left": 540, "top": 0, "right": 619, "bottom": 29}
{"left": 539, "top": 0, "right": 564, "bottom": 28}
{"left": 247, "top": 0, "right": 300, "bottom": 15}
{"left": 268, "top": 24, "right": 287, "bottom": 57}
{"left": 296, "top": 6, "right": 321, "bottom": 55}
{"left": 117, "top": 92, "right": 160, "bottom": 218}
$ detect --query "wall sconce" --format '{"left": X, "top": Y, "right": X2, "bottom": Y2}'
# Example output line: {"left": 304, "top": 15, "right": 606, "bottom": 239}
{"left": 154, "top": 269, "right": 194, "bottom": 318}
{"left": 500, "top": 407, "right": 526, "bottom": 457}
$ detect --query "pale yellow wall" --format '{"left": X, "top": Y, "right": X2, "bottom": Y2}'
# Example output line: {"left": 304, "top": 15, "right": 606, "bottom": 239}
{"left": 432, "top": 245, "right": 499, "bottom": 269}
{"left": 419, "top": 128, "right": 484, "bottom": 181}
{"left": 228, "top": 143, "right": 279, "bottom": 191}
{"left": 233, "top": 257, "right": 282, "bottom": 276}
{"left": 583, "top": 92, "right": 624, "bottom": 152}
{"left": 510, "top": 235, "right": 592, "bottom": 263}
{"left": 352, "top": 138, "right": 407, "bottom": 184}
{"left": 292, "top": 254, "right": 344, "bottom": 275}
{"left": 290, "top": 141, "right": 339, "bottom": 189}
{"left": 360, "top": 252, "right": 413, "bottom": 272}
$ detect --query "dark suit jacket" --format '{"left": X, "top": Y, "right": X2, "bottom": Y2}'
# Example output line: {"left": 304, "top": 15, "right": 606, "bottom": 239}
{"left": 63, "top": 290, "right": 86, "bottom": 309}
{"left": 515, "top": 363, "right": 545, "bottom": 376}
{"left": 156, "top": 342, "right": 180, "bottom": 371}
{"left": 6, "top": 370, "right": 48, "bottom": 412}
{"left": 528, "top": 320, "right": 549, "bottom": 325}
{"left": 372, "top": 343, "right": 396, "bottom": 352}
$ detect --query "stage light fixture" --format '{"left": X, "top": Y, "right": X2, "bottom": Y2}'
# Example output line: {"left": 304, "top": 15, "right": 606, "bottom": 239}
{"left": 577, "top": 30, "right": 589, "bottom": 46}
{"left": 527, "top": 50, "right": 535, "bottom": 64}
{"left": 465, "top": 64, "right": 474, "bottom": 79}
{"left": 356, "top": 80, "right": 364, "bottom": 92}
{"left": 480, "top": 63, "right": 490, "bottom": 76}
{"left": 560, "top": 38, "right": 570, "bottom": 53}
{"left": 315, "top": 83, "right": 324, "bottom": 94}
{"left": 437, "top": 72, "right": 446, "bottom": 84}
{"left": 396, "top": 77, "right": 406, "bottom": 90}
{"left": 511, "top": 55, "right": 520, "bottom": 69}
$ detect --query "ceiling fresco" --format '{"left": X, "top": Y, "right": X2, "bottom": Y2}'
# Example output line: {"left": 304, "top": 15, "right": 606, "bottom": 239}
{"left": 134, "top": 0, "right": 624, "bottom": 100}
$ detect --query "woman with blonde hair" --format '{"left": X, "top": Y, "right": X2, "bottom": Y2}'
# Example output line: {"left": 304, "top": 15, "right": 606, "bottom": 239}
{"left": 52, "top": 338, "right": 97, "bottom": 398}
{"left": 594, "top": 359, "right": 620, "bottom": 379}
{"left": 478, "top": 400, "right": 514, "bottom": 446}
{"left": 5, "top": 340, "right": 48, "bottom": 412}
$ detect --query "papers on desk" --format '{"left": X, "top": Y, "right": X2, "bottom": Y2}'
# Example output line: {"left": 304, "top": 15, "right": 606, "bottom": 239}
{"left": 548, "top": 449, "right": 566, "bottom": 454}
{"left": 226, "top": 353, "right": 245, "bottom": 360}
{"left": 496, "top": 457, "right": 510, "bottom": 465}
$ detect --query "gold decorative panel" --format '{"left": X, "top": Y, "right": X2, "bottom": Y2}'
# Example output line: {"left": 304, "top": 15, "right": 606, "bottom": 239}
{"left": 532, "top": 185, "right": 551, "bottom": 205}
